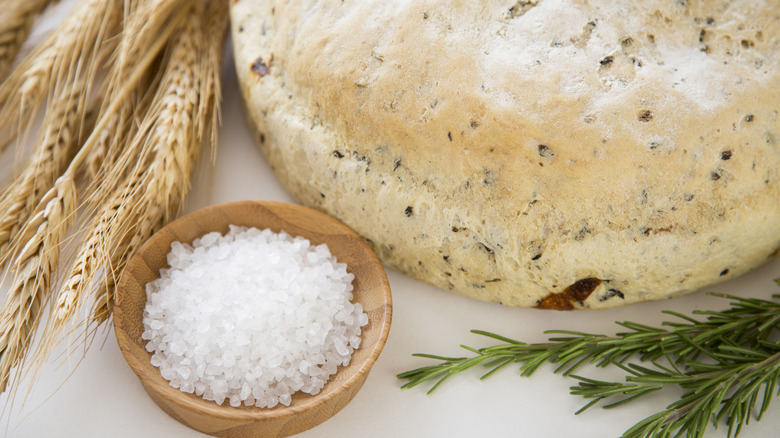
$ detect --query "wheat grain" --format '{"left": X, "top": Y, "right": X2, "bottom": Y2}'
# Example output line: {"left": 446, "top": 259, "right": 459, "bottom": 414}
{"left": 85, "top": 110, "right": 122, "bottom": 181}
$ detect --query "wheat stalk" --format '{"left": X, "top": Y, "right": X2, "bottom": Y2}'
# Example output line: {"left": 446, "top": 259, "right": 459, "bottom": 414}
{"left": 57, "top": 181, "right": 142, "bottom": 331}
{"left": 65, "top": 0, "right": 189, "bottom": 199}
{"left": 64, "top": 0, "right": 199, "bottom": 327}
{"left": 0, "top": 0, "right": 55, "bottom": 78}
{"left": 0, "top": 2, "right": 120, "bottom": 392}
{"left": 92, "top": 0, "right": 229, "bottom": 324}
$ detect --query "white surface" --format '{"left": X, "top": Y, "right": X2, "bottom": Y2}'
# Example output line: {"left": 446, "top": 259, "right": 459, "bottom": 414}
{"left": 2, "top": 5, "right": 780, "bottom": 438}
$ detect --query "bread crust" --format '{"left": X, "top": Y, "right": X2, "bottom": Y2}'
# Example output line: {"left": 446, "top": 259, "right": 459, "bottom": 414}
{"left": 231, "top": 0, "right": 780, "bottom": 308}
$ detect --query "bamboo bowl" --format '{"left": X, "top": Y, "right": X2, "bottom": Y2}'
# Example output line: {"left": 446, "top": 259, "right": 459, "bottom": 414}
{"left": 113, "top": 200, "right": 392, "bottom": 437}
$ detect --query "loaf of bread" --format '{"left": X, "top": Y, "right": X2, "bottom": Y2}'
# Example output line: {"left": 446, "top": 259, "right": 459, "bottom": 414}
{"left": 231, "top": 0, "right": 780, "bottom": 309}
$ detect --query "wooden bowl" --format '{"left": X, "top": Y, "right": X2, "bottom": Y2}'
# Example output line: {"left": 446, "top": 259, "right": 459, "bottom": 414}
{"left": 113, "top": 200, "right": 392, "bottom": 437}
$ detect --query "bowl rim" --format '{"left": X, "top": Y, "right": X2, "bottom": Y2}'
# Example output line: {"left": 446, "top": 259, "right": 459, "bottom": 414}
{"left": 113, "top": 200, "right": 393, "bottom": 423}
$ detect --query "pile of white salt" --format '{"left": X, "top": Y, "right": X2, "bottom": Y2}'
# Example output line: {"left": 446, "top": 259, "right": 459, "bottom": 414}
{"left": 142, "top": 225, "right": 368, "bottom": 408}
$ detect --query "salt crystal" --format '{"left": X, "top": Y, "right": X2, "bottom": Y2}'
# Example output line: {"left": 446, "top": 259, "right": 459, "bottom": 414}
{"left": 177, "top": 366, "right": 191, "bottom": 380}
{"left": 142, "top": 226, "right": 368, "bottom": 408}
{"left": 240, "top": 383, "right": 251, "bottom": 399}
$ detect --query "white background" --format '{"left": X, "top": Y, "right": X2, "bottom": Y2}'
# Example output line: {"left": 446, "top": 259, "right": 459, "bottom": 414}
{"left": 2, "top": 3, "right": 779, "bottom": 437}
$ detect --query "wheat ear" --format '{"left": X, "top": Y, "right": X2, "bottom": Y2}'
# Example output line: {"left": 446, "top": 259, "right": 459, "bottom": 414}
{"left": 50, "top": 0, "right": 198, "bottom": 332}
{"left": 0, "top": 81, "right": 86, "bottom": 259}
{"left": 32, "top": 69, "right": 166, "bottom": 360}
{"left": 0, "top": 0, "right": 120, "bottom": 399}
{"left": 34, "top": 0, "right": 194, "bottom": 347}
{"left": 63, "top": 0, "right": 189, "bottom": 196}
{"left": 0, "top": 0, "right": 121, "bottom": 142}
{"left": 201, "top": 0, "right": 229, "bottom": 158}
{"left": 0, "top": 175, "right": 75, "bottom": 393}
{"left": 0, "top": 0, "right": 55, "bottom": 77}
{"left": 94, "top": 0, "right": 191, "bottom": 125}
{"left": 91, "top": 193, "right": 165, "bottom": 325}
{"left": 90, "top": 0, "right": 208, "bottom": 323}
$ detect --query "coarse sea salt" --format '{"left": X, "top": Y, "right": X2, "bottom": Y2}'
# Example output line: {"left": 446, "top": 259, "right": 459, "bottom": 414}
{"left": 141, "top": 225, "right": 369, "bottom": 408}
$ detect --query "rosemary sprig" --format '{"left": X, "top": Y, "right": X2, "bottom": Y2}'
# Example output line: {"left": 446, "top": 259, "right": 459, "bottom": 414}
{"left": 398, "top": 288, "right": 780, "bottom": 438}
